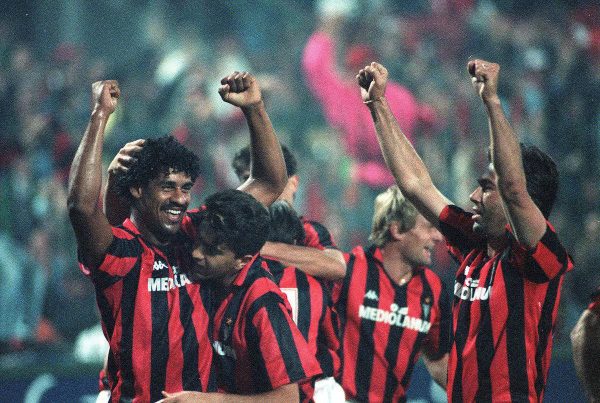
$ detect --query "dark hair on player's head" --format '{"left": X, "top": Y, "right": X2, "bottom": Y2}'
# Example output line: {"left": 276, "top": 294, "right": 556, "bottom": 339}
{"left": 197, "top": 189, "right": 270, "bottom": 257}
{"left": 113, "top": 136, "right": 200, "bottom": 200}
{"left": 232, "top": 144, "right": 297, "bottom": 181}
{"left": 267, "top": 200, "right": 305, "bottom": 245}
{"left": 520, "top": 143, "right": 559, "bottom": 218}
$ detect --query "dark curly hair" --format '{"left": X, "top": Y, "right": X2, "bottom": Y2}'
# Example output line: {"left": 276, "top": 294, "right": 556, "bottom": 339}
{"left": 197, "top": 189, "right": 270, "bottom": 257}
{"left": 232, "top": 144, "right": 297, "bottom": 182}
{"left": 113, "top": 136, "right": 201, "bottom": 200}
{"left": 267, "top": 200, "right": 306, "bottom": 245}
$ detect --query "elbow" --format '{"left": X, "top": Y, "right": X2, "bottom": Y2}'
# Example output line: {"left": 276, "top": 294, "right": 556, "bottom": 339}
{"left": 67, "top": 195, "right": 97, "bottom": 220}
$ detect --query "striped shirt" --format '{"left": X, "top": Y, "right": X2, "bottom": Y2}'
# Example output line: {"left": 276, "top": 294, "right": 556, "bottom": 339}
{"left": 265, "top": 258, "right": 341, "bottom": 401}
{"left": 211, "top": 255, "right": 322, "bottom": 396}
{"left": 79, "top": 215, "right": 214, "bottom": 403}
{"left": 439, "top": 205, "right": 573, "bottom": 403}
{"left": 302, "top": 218, "right": 337, "bottom": 250}
{"left": 333, "top": 245, "right": 451, "bottom": 402}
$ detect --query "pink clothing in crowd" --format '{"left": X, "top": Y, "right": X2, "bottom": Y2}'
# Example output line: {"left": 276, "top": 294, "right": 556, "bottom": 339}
{"left": 302, "top": 32, "right": 433, "bottom": 188}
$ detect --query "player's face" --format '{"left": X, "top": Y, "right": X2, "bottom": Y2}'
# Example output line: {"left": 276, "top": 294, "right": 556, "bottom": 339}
{"left": 134, "top": 170, "right": 193, "bottom": 242}
{"left": 469, "top": 164, "right": 507, "bottom": 239}
{"left": 191, "top": 228, "right": 244, "bottom": 286}
{"left": 398, "top": 214, "right": 443, "bottom": 267}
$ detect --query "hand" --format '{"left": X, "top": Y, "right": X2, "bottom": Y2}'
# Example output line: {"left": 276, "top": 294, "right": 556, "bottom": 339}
{"left": 467, "top": 59, "right": 500, "bottom": 102}
{"left": 356, "top": 62, "right": 388, "bottom": 103}
{"left": 92, "top": 80, "right": 120, "bottom": 115}
{"left": 107, "top": 139, "right": 145, "bottom": 176}
{"left": 218, "top": 71, "right": 262, "bottom": 108}
{"left": 158, "top": 391, "right": 214, "bottom": 402}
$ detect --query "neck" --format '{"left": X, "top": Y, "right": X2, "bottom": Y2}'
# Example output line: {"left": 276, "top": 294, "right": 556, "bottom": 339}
{"left": 380, "top": 243, "right": 414, "bottom": 285}
{"left": 486, "top": 235, "right": 507, "bottom": 257}
{"left": 130, "top": 212, "right": 171, "bottom": 247}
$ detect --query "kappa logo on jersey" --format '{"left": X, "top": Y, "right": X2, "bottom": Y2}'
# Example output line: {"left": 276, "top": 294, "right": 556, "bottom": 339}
{"left": 364, "top": 290, "right": 379, "bottom": 301}
{"left": 153, "top": 260, "right": 168, "bottom": 271}
{"left": 358, "top": 302, "right": 431, "bottom": 333}
{"left": 454, "top": 276, "right": 491, "bottom": 301}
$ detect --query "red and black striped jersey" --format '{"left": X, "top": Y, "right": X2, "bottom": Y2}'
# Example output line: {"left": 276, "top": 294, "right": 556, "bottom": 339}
{"left": 332, "top": 245, "right": 451, "bottom": 402}
{"left": 211, "top": 255, "right": 322, "bottom": 396}
{"left": 302, "top": 218, "right": 338, "bottom": 250}
{"left": 79, "top": 214, "right": 214, "bottom": 403}
{"left": 264, "top": 258, "right": 341, "bottom": 402}
{"left": 439, "top": 205, "right": 574, "bottom": 403}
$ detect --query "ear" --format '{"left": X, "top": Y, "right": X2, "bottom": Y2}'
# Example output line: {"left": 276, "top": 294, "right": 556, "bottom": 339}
{"left": 236, "top": 255, "right": 253, "bottom": 271}
{"left": 389, "top": 221, "right": 404, "bottom": 241}
{"left": 288, "top": 175, "right": 299, "bottom": 193}
{"left": 129, "top": 186, "right": 142, "bottom": 200}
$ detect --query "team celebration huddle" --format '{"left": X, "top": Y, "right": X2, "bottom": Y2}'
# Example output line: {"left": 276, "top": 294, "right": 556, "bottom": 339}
{"left": 67, "top": 45, "right": 584, "bottom": 402}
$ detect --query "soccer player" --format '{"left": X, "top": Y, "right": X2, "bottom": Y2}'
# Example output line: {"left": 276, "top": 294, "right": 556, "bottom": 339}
{"left": 232, "top": 144, "right": 346, "bottom": 281}
{"left": 333, "top": 185, "right": 451, "bottom": 402}
{"left": 263, "top": 200, "right": 343, "bottom": 402}
{"left": 358, "top": 60, "right": 573, "bottom": 401}
{"left": 160, "top": 190, "right": 322, "bottom": 402}
{"left": 68, "top": 71, "right": 287, "bottom": 402}
{"left": 571, "top": 288, "right": 600, "bottom": 402}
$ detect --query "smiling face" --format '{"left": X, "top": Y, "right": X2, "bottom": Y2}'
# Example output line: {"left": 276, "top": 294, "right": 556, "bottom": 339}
{"left": 397, "top": 214, "right": 443, "bottom": 268}
{"left": 469, "top": 163, "right": 507, "bottom": 239}
{"left": 131, "top": 169, "right": 193, "bottom": 244}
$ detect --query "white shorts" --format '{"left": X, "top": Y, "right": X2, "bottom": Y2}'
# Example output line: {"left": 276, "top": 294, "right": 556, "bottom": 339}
{"left": 313, "top": 376, "right": 346, "bottom": 403}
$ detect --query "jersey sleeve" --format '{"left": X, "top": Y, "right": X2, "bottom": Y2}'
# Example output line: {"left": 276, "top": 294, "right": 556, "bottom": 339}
{"left": 508, "top": 222, "right": 573, "bottom": 282}
{"left": 245, "top": 291, "right": 322, "bottom": 391}
{"left": 421, "top": 280, "right": 452, "bottom": 360}
{"left": 438, "top": 204, "right": 482, "bottom": 264}
{"left": 303, "top": 220, "right": 338, "bottom": 250}
{"left": 78, "top": 226, "right": 141, "bottom": 285}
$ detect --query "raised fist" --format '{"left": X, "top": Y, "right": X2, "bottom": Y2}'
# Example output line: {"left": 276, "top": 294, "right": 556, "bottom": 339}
{"left": 92, "top": 80, "right": 120, "bottom": 115}
{"left": 356, "top": 62, "right": 388, "bottom": 103}
{"left": 218, "top": 71, "right": 262, "bottom": 108}
{"left": 467, "top": 59, "right": 500, "bottom": 102}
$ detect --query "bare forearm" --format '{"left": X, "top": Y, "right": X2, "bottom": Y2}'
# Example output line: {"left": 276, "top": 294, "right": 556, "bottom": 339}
{"left": 243, "top": 101, "right": 287, "bottom": 193}
{"left": 368, "top": 98, "right": 448, "bottom": 224}
{"left": 261, "top": 242, "right": 346, "bottom": 280}
{"left": 103, "top": 173, "right": 130, "bottom": 225}
{"left": 160, "top": 383, "right": 299, "bottom": 402}
{"left": 485, "top": 98, "right": 527, "bottom": 201}
{"left": 68, "top": 110, "right": 109, "bottom": 212}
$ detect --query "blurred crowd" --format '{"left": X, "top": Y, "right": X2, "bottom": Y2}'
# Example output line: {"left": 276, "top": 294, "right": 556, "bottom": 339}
{"left": 1, "top": 0, "right": 599, "bottom": 364}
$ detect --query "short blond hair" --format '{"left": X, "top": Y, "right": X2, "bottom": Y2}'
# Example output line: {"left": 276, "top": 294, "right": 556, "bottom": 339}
{"left": 369, "top": 186, "right": 419, "bottom": 247}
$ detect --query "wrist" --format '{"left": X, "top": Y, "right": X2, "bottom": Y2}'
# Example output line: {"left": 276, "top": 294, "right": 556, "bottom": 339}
{"left": 92, "top": 107, "right": 112, "bottom": 119}
{"left": 241, "top": 99, "right": 265, "bottom": 114}
{"left": 482, "top": 95, "right": 501, "bottom": 108}
{"left": 364, "top": 96, "right": 387, "bottom": 107}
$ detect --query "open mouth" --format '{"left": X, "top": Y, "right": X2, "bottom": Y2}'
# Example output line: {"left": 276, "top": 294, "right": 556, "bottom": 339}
{"left": 164, "top": 208, "right": 184, "bottom": 223}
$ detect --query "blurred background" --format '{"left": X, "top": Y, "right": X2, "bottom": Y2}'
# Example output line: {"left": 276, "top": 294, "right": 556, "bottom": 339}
{"left": 0, "top": 0, "right": 598, "bottom": 401}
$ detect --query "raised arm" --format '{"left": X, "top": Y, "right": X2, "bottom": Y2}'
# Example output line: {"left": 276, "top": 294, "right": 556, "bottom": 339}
{"left": 218, "top": 72, "right": 287, "bottom": 206}
{"left": 103, "top": 139, "right": 145, "bottom": 225}
{"left": 468, "top": 60, "right": 546, "bottom": 247}
{"left": 260, "top": 243, "right": 346, "bottom": 281}
{"left": 358, "top": 63, "right": 451, "bottom": 228}
{"left": 67, "top": 81, "right": 120, "bottom": 268}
